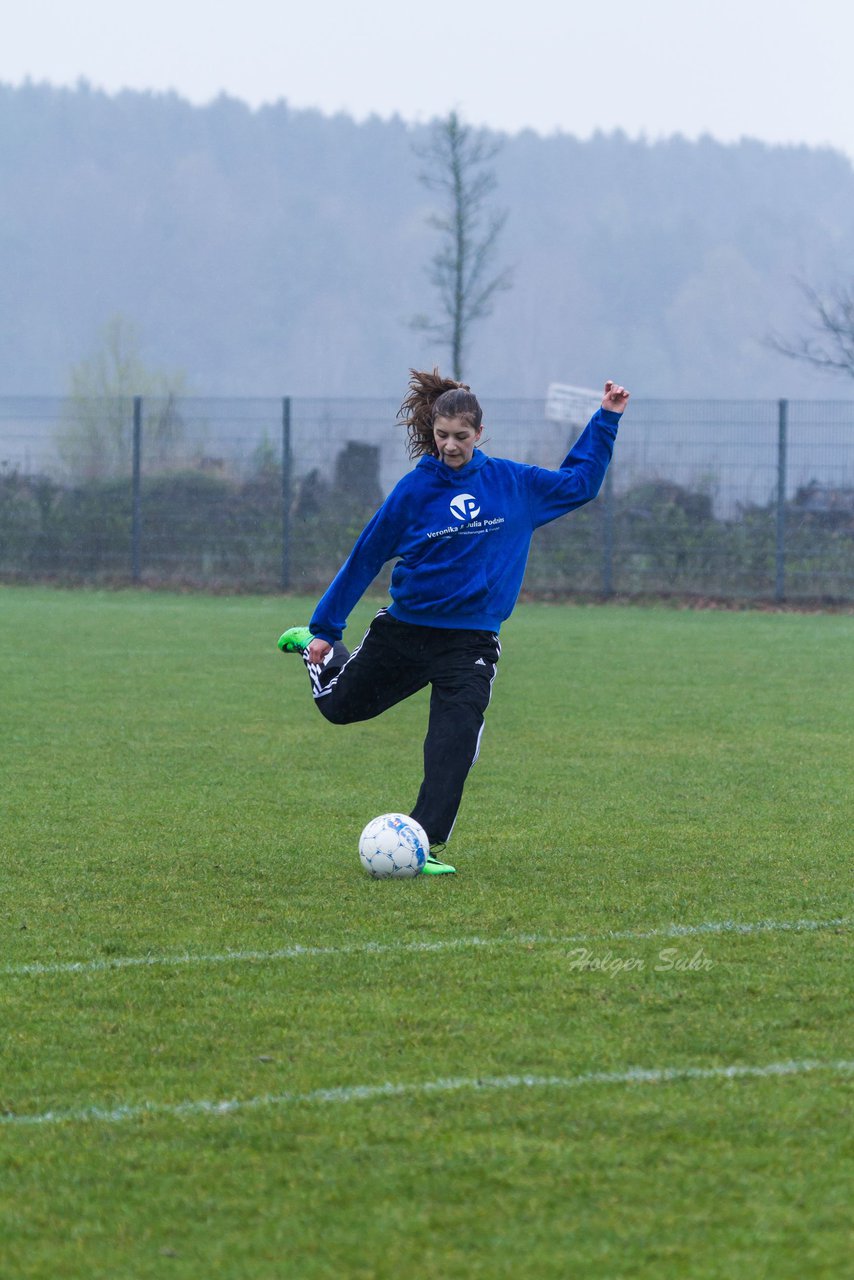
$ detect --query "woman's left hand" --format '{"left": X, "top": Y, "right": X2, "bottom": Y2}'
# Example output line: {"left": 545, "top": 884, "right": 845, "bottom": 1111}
{"left": 602, "top": 381, "right": 630, "bottom": 413}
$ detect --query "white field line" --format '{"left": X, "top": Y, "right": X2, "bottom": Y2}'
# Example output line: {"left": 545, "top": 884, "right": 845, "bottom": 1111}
{"left": 3, "top": 1059, "right": 852, "bottom": 1128}
{"left": 2, "top": 916, "right": 850, "bottom": 981}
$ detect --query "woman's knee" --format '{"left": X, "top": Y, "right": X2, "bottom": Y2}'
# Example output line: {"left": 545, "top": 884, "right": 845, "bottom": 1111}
{"left": 315, "top": 694, "right": 367, "bottom": 726}
{"left": 316, "top": 696, "right": 350, "bottom": 725}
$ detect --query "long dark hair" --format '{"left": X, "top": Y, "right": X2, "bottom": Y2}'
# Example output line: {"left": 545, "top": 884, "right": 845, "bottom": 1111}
{"left": 397, "top": 367, "right": 483, "bottom": 459}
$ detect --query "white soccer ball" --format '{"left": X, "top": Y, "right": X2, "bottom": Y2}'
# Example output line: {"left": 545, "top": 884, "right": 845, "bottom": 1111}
{"left": 358, "top": 813, "right": 429, "bottom": 879}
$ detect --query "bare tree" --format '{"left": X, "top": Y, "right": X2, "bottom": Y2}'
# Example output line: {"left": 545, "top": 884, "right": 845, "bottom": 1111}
{"left": 411, "top": 111, "right": 513, "bottom": 381}
{"left": 57, "top": 315, "right": 188, "bottom": 479}
{"left": 769, "top": 280, "right": 854, "bottom": 379}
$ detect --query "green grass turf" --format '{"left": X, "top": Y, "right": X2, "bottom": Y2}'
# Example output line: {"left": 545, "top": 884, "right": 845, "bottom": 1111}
{"left": 0, "top": 585, "right": 851, "bottom": 1279}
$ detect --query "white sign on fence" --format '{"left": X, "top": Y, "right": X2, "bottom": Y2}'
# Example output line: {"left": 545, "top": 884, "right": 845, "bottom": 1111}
{"left": 545, "top": 382, "right": 602, "bottom": 426}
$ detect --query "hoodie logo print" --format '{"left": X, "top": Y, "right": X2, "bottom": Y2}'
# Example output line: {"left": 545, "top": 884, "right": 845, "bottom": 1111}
{"left": 450, "top": 494, "right": 480, "bottom": 522}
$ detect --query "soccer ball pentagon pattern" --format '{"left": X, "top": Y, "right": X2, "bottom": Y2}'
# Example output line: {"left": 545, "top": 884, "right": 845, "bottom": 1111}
{"left": 358, "top": 813, "right": 429, "bottom": 879}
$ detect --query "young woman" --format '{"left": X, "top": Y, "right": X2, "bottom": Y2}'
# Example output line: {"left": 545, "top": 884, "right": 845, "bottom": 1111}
{"left": 279, "top": 368, "right": 629, "bottom": 874}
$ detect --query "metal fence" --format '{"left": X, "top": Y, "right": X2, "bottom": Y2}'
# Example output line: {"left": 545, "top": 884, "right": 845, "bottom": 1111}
{"left": 1, "top": 395, "right": 852, "bottom": 602}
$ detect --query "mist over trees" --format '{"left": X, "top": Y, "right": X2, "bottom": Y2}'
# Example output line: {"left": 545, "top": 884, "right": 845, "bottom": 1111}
{"left": 2, "top": 79, "right": 854, "bottom": 400}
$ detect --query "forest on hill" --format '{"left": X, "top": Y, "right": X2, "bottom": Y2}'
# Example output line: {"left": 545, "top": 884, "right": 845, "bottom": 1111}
{"left": 2, "top": 80, "right": 854, "bottom": 400}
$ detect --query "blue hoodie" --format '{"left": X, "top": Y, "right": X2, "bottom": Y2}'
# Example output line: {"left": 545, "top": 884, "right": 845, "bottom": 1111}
{"left": 310, "top": 407, "right": 621, "bottom": 643}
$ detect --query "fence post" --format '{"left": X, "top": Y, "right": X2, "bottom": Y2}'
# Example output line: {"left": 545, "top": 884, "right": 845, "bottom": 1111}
{"left": 131, "top": 395, "right": 142, "bottom": 584}
{"left": 601, "top": 463, "right": 614, "bottom": 597}
{"left": 775, "top": 398, "right": 788, "bottom": 602}
{"left": 281, "top": 396, "right": 292, "bottom": 591}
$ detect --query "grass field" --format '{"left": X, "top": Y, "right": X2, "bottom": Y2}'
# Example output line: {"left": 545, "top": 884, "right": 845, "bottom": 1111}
{"left": 1, "top": 585, "right": 852, "bottom": 1279}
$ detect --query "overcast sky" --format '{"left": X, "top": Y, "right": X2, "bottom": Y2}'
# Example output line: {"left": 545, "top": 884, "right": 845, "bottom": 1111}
{"left": 4, "top": 0, "right": 853, "bottom": 160}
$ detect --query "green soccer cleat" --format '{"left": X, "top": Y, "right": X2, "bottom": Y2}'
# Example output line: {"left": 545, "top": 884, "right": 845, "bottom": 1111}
{"left": 277, "top": 626, "right": 314, "bottom": 654}
{"left": 421, "top": 853, "right": 456, "bottom": 875}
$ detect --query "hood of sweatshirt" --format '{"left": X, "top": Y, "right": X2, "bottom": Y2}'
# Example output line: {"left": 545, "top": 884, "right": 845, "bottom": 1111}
{"left": 415, "top": 449, "right": 489, "bottom": 486}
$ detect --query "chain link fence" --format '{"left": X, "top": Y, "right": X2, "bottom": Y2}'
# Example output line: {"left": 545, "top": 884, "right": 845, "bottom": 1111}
{"left": 1, "top": 395, "right": 852, "bottom": 602}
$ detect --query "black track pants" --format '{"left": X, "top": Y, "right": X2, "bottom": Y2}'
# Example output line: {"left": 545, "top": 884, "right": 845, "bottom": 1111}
{"left": 304, "top": 610, "right": 500, "bottom": 844}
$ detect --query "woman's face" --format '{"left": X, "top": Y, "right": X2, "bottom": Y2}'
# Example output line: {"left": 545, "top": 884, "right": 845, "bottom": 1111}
{"left": 433, "top": 415, "right": 483, "bottom": 469}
